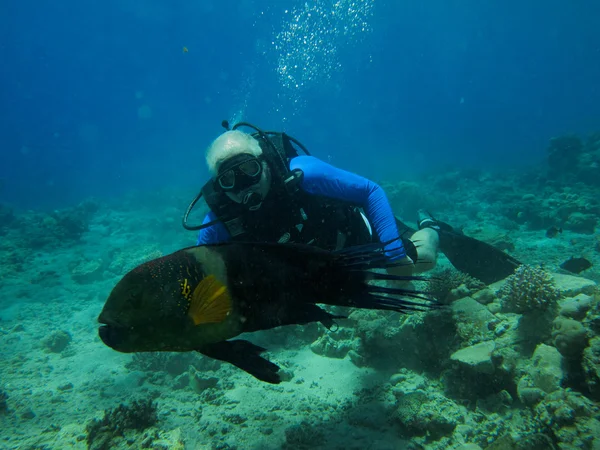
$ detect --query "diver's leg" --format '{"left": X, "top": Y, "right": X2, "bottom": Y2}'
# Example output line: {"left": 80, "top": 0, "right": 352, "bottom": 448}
{"left": 409, "top": 227, "right": 439, "bottom": 273}
{"left": 403, "top": 210, "right": 521, "bottom": 283}
{"left": 387, "top": 227, "right": 439, "bottom": 278}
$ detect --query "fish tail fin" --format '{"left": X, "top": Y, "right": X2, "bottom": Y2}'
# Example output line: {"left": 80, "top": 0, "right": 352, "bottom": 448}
{"left": 315, "top": 239, "right": 440, "bottom": 314}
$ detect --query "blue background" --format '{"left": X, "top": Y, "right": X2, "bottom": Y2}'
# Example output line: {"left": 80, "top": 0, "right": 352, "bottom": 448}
{"left": 1, "top": 0, "right": 599, "bottom": 209}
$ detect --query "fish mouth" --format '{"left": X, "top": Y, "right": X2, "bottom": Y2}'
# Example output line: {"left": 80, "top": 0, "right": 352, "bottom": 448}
{"left": 98, "top": 324, "right": 112, "bottom": 346}
{"left": 97, "top": 313, "right": 128, "bottom": 350}
{"left": 98, "top": 324, "right": 122, "bottom": 350}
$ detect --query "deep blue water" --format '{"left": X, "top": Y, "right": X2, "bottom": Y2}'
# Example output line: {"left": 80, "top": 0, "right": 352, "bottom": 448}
{"left": 1, "top": 0, "right": 599, "bottom": 209}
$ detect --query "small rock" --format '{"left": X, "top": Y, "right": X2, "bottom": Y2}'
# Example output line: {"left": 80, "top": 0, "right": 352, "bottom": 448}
{"left": 70, "top": 259, "right": 104, "bottom": 284}
{"left": 472, "top": 288, "right": 495, "bottom": 305}
{"left": 455, "top": 445, "right": 483, "bottom": 450}
{"left": 517, "top": 379, "right": 545, "bottom": 406}
{"left": 448, "top": 284, "right": 471, "bottom": 301}
{"left": 452, "top": 297, "right": 497, "bottom": 344}
{"left": 487, "top": 302, "right": 502, "bottom": 314}
{"left": 531, "top": 343, "right": 564, "bottom": 393}
{"left": 278, "top": 368, "right": 294, "bottom": 382}
{"left": 42, "top": 330, "right": 72, "bottom": 353}
{"left": 395, "top": 391, "right": 465, "bottom": 438}
{"left": 389, "top": 370, "right": 427, "bottom": 392}
{"left": 552, "top": 317, "right": 589, "bottom": 359}
{"left": 310, "top": 334, "right": 351, "bottom": 358}
{"left": 552, "top": 273, "right": 597, "bottom": 297}
{"left": 188, "top": 366, "right": 218, "bottom": 394}
{"left": 450, "top": 341, "right": 496, "bottom": 374}
{"left": 559, "top": 294, "right": 593, "bottom": 320}
{"left": 348, "top": 350, "right": 366, "bottom": 367}
{"left": 172, "top": 373, "right": 189, "bottom": 390}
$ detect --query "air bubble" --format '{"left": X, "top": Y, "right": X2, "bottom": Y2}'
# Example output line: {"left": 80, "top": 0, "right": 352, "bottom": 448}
{"left": 268, "top": 0, "right": 374, "bottom": 115}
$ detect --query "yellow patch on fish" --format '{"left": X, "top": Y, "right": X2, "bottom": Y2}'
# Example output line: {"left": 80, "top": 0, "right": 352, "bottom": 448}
{"left": 187, "top": 275, "right": 231, "bottom": 325}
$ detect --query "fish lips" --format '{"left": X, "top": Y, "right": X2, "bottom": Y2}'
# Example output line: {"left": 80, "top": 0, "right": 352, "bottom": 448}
{"left": 97, "top": 314, "right": 128, "bottom": 351}
{"left": 98, "top": 323, "right": 121, "bottom": 350}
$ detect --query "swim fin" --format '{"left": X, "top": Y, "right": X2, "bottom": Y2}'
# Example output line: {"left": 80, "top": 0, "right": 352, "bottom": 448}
{"left": 395, "top": 215, "right": 521, "bottom": 284}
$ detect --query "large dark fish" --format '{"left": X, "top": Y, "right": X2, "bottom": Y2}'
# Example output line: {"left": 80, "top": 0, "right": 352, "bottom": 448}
{"left": 98, "top": 241, "right": 436, "bottom": 383}
{"left": 560, "top": 256, "right": 592, "bottom": 274}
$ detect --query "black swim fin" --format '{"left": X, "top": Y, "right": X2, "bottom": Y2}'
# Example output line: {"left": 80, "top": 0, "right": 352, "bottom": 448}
{"left": 395, "top": 215, "right": 521, "bottom": 284}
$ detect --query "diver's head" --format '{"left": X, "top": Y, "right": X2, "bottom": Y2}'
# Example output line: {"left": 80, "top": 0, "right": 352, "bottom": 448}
{"left": 206, "top": 130, "right": 271, "bottom": 210}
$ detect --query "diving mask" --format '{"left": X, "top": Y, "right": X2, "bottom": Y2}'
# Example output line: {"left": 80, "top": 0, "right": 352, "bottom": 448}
{"left": 216, "top": 154, "right": 263, "bottom": 192}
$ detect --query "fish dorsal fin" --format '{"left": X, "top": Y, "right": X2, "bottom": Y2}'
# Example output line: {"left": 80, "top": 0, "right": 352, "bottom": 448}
{"left": 188, "top": 275, "right": 231, "bottom": 325}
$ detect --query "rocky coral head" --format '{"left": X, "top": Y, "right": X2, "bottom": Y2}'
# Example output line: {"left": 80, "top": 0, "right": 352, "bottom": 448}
{"left": 86, "top": 397, "right": 158, "bottom": 449}
{"left": 499, "top": 265, "right": 561, "bottom": 314}
{"left": 429, "top": 268, "right": 486, "bottom": 304}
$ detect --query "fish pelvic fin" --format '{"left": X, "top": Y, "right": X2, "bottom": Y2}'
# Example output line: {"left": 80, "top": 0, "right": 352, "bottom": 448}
{"left": 197, "top": 340, "right": 281, "bottom": 384}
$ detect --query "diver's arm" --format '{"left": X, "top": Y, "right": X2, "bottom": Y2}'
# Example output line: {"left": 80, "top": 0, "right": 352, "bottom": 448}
{"left": 290, "top": 155, "right": 407, "bottom": 261}
{"left": 196, "top": 211, "right": 231, "bottom": 245}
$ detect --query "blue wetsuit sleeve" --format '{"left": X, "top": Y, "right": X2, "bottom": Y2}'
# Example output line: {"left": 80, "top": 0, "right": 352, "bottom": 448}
{"left": 290, "top": 156, "right": 406, "bottom": 260}
{"left": 196, "top": 211, "right": 231, "bottom": 245}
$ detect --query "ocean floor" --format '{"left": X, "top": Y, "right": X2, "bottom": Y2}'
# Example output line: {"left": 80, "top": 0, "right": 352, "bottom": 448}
{"left": 1, "top": 156, "right": 600, "bottom": 449}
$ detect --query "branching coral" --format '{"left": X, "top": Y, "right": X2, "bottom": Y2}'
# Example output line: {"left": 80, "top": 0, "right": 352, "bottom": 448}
{"left": 429, "top": 268, "right": 486, "bottom": 303}
{"left": 499, "top": 265, "right": 561, "bottom": 314}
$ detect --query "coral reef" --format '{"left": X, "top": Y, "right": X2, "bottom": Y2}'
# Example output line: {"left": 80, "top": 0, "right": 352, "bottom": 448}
{"left": 535, "top": 389, "right": 600, "bottom": 449}
{"left": 4, "top": 130, "right": 600, "bottom": 450}
{"left": 20, "top": 200, "right": 99, "bottom": 249}
{"left": 126, "top": 352, "right": 171, "bottom": 373}
{"left": 85, "top": 398, "right": 158, "bottom": 450}
{"left": 283, "top": 420, "right": 326, "bottom": 449}
{"left": 552, "top": 317, "right": 589, "bottom": 359}
{"left": 429, "top": 267, "right": 486, "bottom": 303}
{"left": 499, "top": 265, "right": 562, "bottom": 314}
{"left": 69, "top": 258, "right": 105, "bottom": 284}
{"left": 107, "top": 245, "right": 163, "bottom": 276}
{"left": 582, "top": 337, "right": 600, "bottom": 399}
{"left": 393, "top": 389, "right": 466, "bottom": 439}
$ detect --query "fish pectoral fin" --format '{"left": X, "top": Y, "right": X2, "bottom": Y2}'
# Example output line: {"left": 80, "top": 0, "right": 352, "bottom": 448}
{"left": 197, "top": 340, "right": 281, "bottom": 384}
{"left": 188, "top": 275, "right": 232, "bottom": 325}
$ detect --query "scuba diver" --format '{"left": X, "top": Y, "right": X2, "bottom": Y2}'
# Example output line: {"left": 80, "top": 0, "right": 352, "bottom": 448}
{"left": 183, "top": 121, "right": 521, "bottom": 284}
